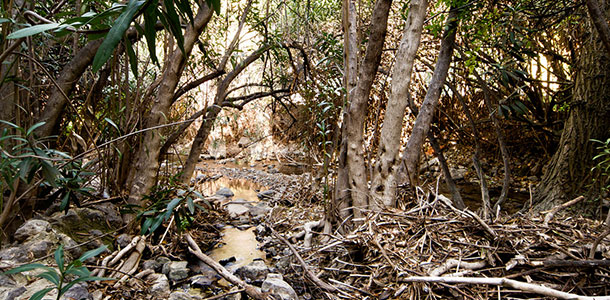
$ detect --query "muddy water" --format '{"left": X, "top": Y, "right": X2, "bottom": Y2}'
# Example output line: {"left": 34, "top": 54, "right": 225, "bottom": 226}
{"left": 209, "top": 226, "right": 267, "bottom": 270}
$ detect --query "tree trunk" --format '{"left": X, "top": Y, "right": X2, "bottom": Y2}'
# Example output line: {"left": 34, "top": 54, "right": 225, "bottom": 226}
{"left": 345, "top": 0, "right": 392, "bottom": 218}
{"left": 534, "top": 9, "right": 610, "bottom": 210}
{"left": 180, "top": 45, "right": 271, "bottom": 183}
{"left": 370, "top": 0, "right": 428, "bottom": 208}
{"left": 126, "top": 4, "right": 213, "bottom": 219}
{"left": 400, "top": 8, "right": 459, "bottom": 187}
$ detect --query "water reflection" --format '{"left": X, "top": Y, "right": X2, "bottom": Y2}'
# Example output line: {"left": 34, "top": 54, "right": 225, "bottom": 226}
{"left": 209, "top": 226, "right": 266, "bottom": 270}
{"left": 196, "top": 177, "right": 262, "bottom": 201}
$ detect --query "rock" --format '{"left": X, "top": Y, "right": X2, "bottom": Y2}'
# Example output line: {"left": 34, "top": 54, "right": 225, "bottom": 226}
{"left": 449, "top": 167, "right": 468, "bottom": 180}
{"left": 116, "top": 234, "right": 134, "bottom": 249}
{"left": 225, "top": 204, "right": 249, "bottom": 218}
{"left": 169, "top": 291, "right": 200, "bottom": 300}
{"left": 91, "top": 203, "right": 123, "bottom": 228}
{"left": 257, "top": 189, "right": 275, "bottom": 200}
{"left": 190, "top": 272, "right": 219, "bottom": 288}
{"left": 28, "top": 240, "right": 52, "bottom": 258}
{"left": 61, "top": 282, "right": 90, "bottom": 300}
{"left": 58, "top": 233, "right": 82, "bottom": 258}
{"left": 248, "top": 202, "right": 271, "bottom": 218}
{"left": 148, "top": 273, "right": 170, "bottom": 298}
{"left": 5, "top": 287, "right": 26, "bottom": 300}
{"left": 14, "top": 219, "right": 51, "bottom": 242}
{"left": 255, "top": 224, "right": 266, "bottom": 235}
{"left": 216, "top": 187, "right": 234, "bottom": 198}
{"left": 261, "top": 273, "right": 297, "bottom": 300}
{"left": 142, "top": 259, "right": 161, "bottom": 271}
{"left": 90, "top": 290, "right": 104, "bottom": 300}
{"left": 156, "top": 256, "right": 171, "bottom": 265}
{"left": 235, "top": 259, "right": 269, "bottom": 283}
{"left": 0, "top": 247, "right": 28, "bottom": 263}
{"left": 164, "top": 261, "right": 189, "bottom": 281}
{"left": 237, "top": 137, "right": 251, "bottom": 148}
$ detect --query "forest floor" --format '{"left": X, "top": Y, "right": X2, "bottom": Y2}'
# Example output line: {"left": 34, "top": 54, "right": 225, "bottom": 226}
{"left": 2, "top": 154, "right": 610, "bottom": 300}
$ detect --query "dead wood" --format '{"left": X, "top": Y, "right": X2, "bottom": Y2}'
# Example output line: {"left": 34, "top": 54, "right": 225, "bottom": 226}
{"left": 543, "top": 195, "right": 585, "bottom": 226}
{"left": 400, "top": 276, "right": 610, "bottom": 300}
{"left": 269, "top": 225, "right": 339, "bottom": 293}
{"left": 185, "top": 233, "right": 269, "bottom": 300}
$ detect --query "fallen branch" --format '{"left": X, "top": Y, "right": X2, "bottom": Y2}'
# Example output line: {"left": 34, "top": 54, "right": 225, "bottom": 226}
{"left": 428, "top": 259, "right": 486, "bottom": 276}
{"left": 113, "top": 237, "right": 146, "bottom": 288}
{"left": 543, "top": 196, "right": 585, "bottom": 226}
{"left": 400, "top": 276, "right": 610, "bottom": 300}
{"left": 438, "top": 194, "right": 497, "bottom": 238}
{"left": 268, "top": 225, "right": 338, "bottom": 293}
{"left": 185, "top": 233, "right": 269, "bottom": 300}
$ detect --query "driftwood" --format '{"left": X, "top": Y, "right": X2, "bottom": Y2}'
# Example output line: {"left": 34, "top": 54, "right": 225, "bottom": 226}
{"left": 543, "top": 195, "right": 586, "bottom": 226}
{"left": 185, "top": 233, "right": 269, "bottom": 300}
{"left": 400, "top": 276, "right": 610, "bottom": 300}
{"left": 428, "top": 259, "right": 486, "bottom": 276}
{"left": 269, "top": 226, "right": 338, "bottom": 293}
{"left": 113, "top": 237, "right": 146, "bottom": 288}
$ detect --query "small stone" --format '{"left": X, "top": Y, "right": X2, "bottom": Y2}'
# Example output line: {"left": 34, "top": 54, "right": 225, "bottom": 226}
{"left": 61, "top": 282, "right": 89, "bottom": 300}
{"left": 166, "top": 261, "right": 189, "bottom": 281}
{"left": 169, "top": 291, "right": 199, "bottom": 300}
{"left": 28, "top": 240, "right": 51, "bottom": 258}
{"left": 226, "top": 204, "right": 249, "bottom": 218}
{"left": 157, "top": 256, "right": 171, "bottom": 265}
{"left": 91, "top": 290, "right": 104, "bottom": 300}
{"left": 235, "top": 259, "right": 269, "bottom": 283}
{"left": 148, "top": 273, "right": 170, "bottom": 298}
{"left": 14, "top": 219, "right": 51, "bottom": 242}
{"left": 216, "top": 187, "right": 234, "bottom": 198}
{"left": 257, "top": 190, "right": 275, "bottom": 200}
{"left": 255, "top": 224, "right": 266, "bottom": 235}
{"left": 262, "top": 273, "right": 297, "bottom": 300}
{"left": 142, "top": 259, "right": 161, "bottom": 271}
{"left": 116, "top": 234, "right": 134, "bottom": 248}
{"left": 0, "top": 246, "right": 28, "bottom": 263}
{"left": 5, "top": 287, "right": 26, "bottom": 300}
{"left": 248, "top": 202, "right": 271, "bottom": 218}
{"left": 190, "top": 272, "right": 219, "bottom": 288}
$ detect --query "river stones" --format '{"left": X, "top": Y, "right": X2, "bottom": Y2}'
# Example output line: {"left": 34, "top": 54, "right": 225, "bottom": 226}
{"left": 215, "top": 187, "right": 235, "bottom": 198}
{"left": 262, "top": 273, "right": 297, "bottom": 300}
{"left": 147, "top": 273, "right": 170, "bottom": 298}
{"left": 235, "top": 259, "right": 269, "bottom": 284}
{"left": 163, "top": 261, "right": 189, "bottom": 281}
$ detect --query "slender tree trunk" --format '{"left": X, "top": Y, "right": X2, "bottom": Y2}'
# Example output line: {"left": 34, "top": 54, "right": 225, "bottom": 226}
{"left": 370, "top": 0, "right": 428, "bottom": 208}
{"left": 400, "top": 8, "right": 459, "bottom": 187}
{"left": 534, "top": 7, "right": 610, "bottom": 210}
{"left": 180, "top": 45, "right": 271, "bottom": 183}
{"left": 126, "top": 4, "right": 213, "bottom": 219}
{"left": 331, "top": 0, "right": 359, "bottom": 228}
{"left": 345, "top": 0, "right": 392, "bottom": 218}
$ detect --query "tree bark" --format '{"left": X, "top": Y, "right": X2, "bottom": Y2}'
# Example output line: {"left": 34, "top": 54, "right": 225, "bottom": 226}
{"left": 400, "top": 8, "right": 459, "bottom": 187}
{"left": 534, "top": 7, "right": 610, "bottom": 210}
{"left": 331, "top": 0, "right": 359, "bottom": 228}
{"left": 179, "top": 45, "right": 271, "bottom": 183}
{"left": 126, "top": 4, "right": 213, "bottom": 219}
{"left": 370, "top": 0, "right": 428, "bottom": 208}
{"left": 343, "top": 0, "right": 392, "bottom": 219}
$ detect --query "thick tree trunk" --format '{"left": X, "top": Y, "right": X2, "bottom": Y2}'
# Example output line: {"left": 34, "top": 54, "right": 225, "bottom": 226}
{"left": 345, "top": 0, "right": 392, "bottom": 218}
{"left": 126, "top": 4, "right": 213, "bottom": 218}
{"left": 400, "top": 8, "right": 459, "bottom": 186}
{"left": 534, "top": 10, "right": 610, "bottom": 210}
{"left": 370, "top": 0, "right": 428, "bottom": 208}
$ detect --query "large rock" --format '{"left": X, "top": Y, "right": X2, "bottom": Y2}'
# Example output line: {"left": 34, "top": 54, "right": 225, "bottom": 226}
{"left": 248, "top": 202, "right": 271, "bottom": 218}
{"left": 61, "top": 282, "right": 90, "bottom": 300}
{"left": 262, "top": 273, "right": 297, "bottom": 300}
{"left": 14, "top": 219, "right": 51, "bottom": 242}
{"left": 235, "top": 259, "right": 269, "bottom": 283}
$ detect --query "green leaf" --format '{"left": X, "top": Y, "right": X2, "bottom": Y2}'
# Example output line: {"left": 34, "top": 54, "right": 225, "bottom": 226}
{"left": 40, "top": 160, "right": 60, "bottom": 187}
{"left": 162, "top": 0, "right": 185, "bottom": 55}
{"left": 165, "top": 197, "right": 182, "bottom": 220}
{"left": 92, "top": 0, "right": 146, "bottom": 72}
{"left": 2, "top": 263, "right": 51, "bottom": 275}
{"left": 7, "top": 23, "right": 60, "bottom": 39}
{"left": 55, "top": 245, "right": 65, "bottom": 273}
{"left": 64, "top": 266, "right": 91, "bottom": 277}
{"left": 143, "top": 3, "right": 159, "bottom": 64}
{"left": 60, "top": 192, "right": 71, "bottom": 212}
{"left": 141, "top": 217, "right": 154, "bottom": 235}
{"left": 206, "top": 0, "right": 221, "bottom": 15}
{"left": 187, "top": 197, "right": 194, "bottom": 214}
{"left": 77, "top": 245, "right": 108, "bottom": 262}
{"left": 29, "top": 287, "right": 54, "bottom": 300}
{"left": 124, "top": 37, "right": 139, "bottom": 77}
{"left": 175, "top": 0, "right": 194, "bottom": 24}
{"left": 37, "top": 270, "right": 60, "bottom": 286}
{"left": 104, "top": 118, "right": 120, "bottom": 133}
